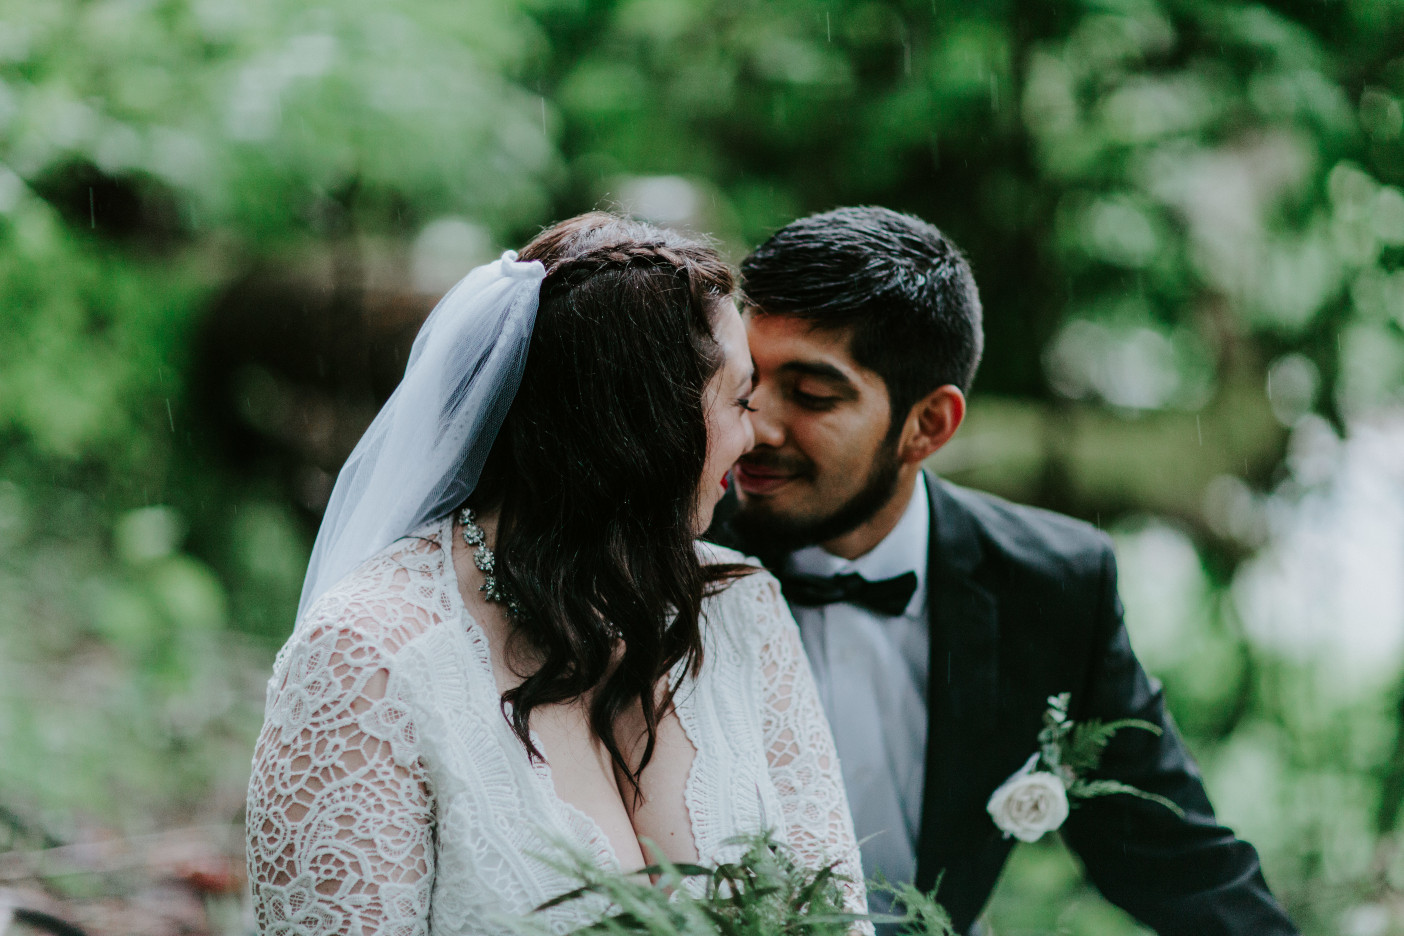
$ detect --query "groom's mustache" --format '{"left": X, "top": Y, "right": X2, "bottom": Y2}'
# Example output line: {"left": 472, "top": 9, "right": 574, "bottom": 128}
{"left": 737, "top": 449, "right": 814, "bottom": 479}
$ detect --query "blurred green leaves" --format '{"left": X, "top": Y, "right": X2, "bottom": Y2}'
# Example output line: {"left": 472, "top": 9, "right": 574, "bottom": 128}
{"left": 1, "top": 0, "right": 1402, "bottom": 931}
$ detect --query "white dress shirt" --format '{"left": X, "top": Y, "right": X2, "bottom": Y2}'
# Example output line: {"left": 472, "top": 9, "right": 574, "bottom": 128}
{"left": 787, "top": 480, "right": 931, "bottom": 902}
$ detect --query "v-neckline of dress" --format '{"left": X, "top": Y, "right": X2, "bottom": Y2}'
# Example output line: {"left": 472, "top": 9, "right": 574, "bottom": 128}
{"left": 432, "top": 513, "right": 628, "bottom": 875}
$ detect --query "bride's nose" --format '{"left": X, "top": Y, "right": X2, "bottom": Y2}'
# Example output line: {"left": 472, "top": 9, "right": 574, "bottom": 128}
{"left": 740, "top": 407, "right": 758, "bottom": 455}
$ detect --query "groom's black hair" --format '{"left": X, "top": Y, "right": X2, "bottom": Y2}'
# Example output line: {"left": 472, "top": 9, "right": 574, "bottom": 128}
{"left": 740, "top": 206, "right": 984, "bottom": 423}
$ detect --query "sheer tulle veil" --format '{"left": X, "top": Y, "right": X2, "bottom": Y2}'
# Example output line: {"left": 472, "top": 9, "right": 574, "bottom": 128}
{"left": 296, "top": 250, "right": 546, "bottom": 624}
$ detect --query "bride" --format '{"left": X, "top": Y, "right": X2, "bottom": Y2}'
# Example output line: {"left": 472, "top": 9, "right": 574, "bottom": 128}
{"left": 244, "top": 213, "right": 871, "bottom": 934}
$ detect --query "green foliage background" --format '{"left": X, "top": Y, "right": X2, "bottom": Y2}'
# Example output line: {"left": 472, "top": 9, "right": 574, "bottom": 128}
{"left": 2, "top": 0, "right": 1403, "bottom": 933}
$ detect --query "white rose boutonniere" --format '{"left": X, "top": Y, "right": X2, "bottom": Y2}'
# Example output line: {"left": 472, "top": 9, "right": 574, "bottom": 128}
{"left": 986, "top": 754, "right": 1070, "bottom": 842}
{"left": 986, "top": 693, "right": 1184, "bottom": 843}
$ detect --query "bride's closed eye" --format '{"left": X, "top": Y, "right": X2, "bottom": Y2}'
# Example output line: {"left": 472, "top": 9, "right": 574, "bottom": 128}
{"left": 736, "top": 397, "right": 758, "bottom": 413}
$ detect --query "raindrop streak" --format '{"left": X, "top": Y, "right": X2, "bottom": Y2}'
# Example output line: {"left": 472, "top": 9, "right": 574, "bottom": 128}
{"left": 89, "top": 187, "right": 95, "bottom": 229}
{"left": 826, "top": 11, "right": 831, "bottom": 42}
{"left": 1266, "top": 371, "right": 1273, "bottom": 399}
{"left": 540, "top": 97, "right": 547, "bottom": 137}
{"left": 166, "top": 399, "right": 174, "bottom": 432}
{"left": 903, "top": 40, "right": 912, "bottom": 76}
{"left": 1196, "top": 415, "right": 1203, "bottom": 446}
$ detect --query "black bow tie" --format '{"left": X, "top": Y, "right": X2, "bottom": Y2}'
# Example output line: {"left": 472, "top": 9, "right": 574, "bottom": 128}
{"left": 775, "top": 570, "right": 918, "bottom": 617}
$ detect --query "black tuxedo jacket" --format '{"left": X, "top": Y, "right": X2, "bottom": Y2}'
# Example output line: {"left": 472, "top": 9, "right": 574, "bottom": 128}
{"left": 712, "top": 473, "right": 1297, "bottom": 935}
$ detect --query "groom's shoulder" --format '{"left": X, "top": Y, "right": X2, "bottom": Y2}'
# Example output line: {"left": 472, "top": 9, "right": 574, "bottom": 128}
{"left": 936, "top": 480, "right": 1118, "bottom": 645}
{"left": 935, "top": 478, "right": 1113, "bottom": 578}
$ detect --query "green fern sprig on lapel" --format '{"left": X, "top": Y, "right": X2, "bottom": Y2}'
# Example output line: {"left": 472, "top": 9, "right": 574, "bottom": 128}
{"left": 989, "top": 693, "right": 1184, "bottom": 843}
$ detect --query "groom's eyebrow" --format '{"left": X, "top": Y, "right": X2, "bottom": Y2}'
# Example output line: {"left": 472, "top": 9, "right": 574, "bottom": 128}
{"left": 779, "top": 361, "right": 859, "bottom": 397}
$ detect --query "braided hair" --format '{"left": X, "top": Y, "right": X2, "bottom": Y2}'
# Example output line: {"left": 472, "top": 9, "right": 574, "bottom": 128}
{"left": 468, "top": 212, "right": 740, "bottom": 796}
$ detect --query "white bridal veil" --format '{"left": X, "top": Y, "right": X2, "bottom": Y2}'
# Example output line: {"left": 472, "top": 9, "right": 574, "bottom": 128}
{"left": 296, "top": 250, "right": 547, "bottom": 622}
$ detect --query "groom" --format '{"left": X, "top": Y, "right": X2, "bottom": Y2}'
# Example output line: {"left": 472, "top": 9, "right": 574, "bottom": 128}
{"left": 711, "top": 207, "right": 1297, "bottom": 935}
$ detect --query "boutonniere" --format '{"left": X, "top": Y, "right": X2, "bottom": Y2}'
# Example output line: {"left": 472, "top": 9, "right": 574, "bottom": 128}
{"left": 986, "top": 692, "right": 1184, "bottom": 842}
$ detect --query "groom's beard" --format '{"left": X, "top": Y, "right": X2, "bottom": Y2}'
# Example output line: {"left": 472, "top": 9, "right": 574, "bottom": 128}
{"left": 731, "top": 441, "right": 903, "bottom": 556}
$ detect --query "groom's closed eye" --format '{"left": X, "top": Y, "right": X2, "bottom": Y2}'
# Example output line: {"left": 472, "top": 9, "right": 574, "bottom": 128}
{"left": 777, "top": 362, "right": 859, "bottom": 411}
{"left": 791, "top": 388, "right": 842, "bottom": 410}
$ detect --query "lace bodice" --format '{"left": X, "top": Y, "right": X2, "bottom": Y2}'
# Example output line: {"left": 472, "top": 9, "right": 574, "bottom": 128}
{"left": 245, "top": 517, "right": 870, "bottom": 935}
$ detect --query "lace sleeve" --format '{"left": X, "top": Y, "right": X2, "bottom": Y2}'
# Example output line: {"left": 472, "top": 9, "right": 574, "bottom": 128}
{"left": 751, "top": 573, "right": 873, "bottom": 932}
{"left": 245, "top": 603, "right": 435, "bottom": 936}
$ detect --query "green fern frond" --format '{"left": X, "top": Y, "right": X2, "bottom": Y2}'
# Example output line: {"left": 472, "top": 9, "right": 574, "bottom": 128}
{"left": 1064, "top": 718, "right": 1162, "bottom": 773}
{"left": 506, "top": 831, "right": 956, "bottom": 936}
{"left": 1069, "top": 779, "right": 1185, "bottom": 817}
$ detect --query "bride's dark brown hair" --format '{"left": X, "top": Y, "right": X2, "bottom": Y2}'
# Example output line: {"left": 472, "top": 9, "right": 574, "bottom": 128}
{"left": 467, "top": 211, "right": 745, "bottom": 794}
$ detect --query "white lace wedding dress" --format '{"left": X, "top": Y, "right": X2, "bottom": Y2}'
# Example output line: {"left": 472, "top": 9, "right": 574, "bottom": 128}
{"left": 245, "top": 516, "right": 870, "bottom": 935}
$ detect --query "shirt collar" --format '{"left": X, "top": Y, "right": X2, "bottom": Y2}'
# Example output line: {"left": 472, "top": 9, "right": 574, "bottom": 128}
{"left": 787, "top": 478, "right": 930, "bottom": 618}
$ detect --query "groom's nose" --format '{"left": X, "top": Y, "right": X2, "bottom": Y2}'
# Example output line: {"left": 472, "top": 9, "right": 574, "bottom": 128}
{"left": 747, "top": 384, "right": 786, "bottom": 449}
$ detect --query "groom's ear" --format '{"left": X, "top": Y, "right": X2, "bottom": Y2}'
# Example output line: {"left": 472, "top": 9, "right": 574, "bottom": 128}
{"left": 895, "top": 385, "right": 966, "bottom": 465}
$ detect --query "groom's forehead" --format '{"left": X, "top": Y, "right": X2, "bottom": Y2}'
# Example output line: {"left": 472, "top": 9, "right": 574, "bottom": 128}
{"left": 744, "top": 312, "right": 880, "bottom": 390}
{"left": 743, "top": 309, "right": 854, "bottom": 354}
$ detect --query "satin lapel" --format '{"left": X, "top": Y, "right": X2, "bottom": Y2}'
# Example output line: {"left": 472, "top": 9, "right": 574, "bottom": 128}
{"left": 915, "top": 474, "right": 999, "bottom": 895}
